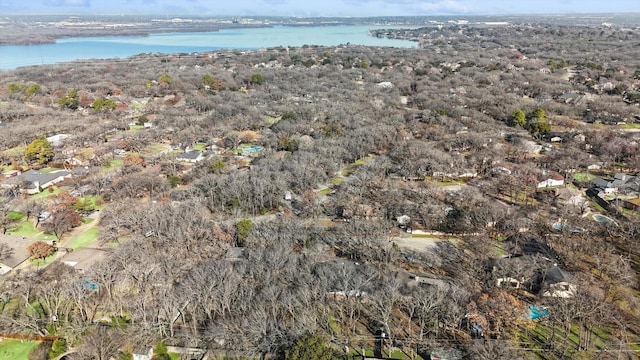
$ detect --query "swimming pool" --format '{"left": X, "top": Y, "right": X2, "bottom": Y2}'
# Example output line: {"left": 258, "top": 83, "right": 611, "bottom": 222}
{"left": 529, "top": 305, "right": 550, "bottom": 320}
{"left": 552, "top": 223, "right": 584, "bottom": 233}
{"left": 593, "top": 214, "right": 615, "bottom": 225}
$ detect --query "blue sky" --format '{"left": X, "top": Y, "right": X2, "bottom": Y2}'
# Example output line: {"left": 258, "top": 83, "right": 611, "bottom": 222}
{"left": 1, "top": 0, "right": 638, "bottom": 16}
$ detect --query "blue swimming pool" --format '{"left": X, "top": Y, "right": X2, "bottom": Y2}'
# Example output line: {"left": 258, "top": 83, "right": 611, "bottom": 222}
{"left": 529, "top": 305, "right": 549, "bottom": 320}
{"left": 552, "top": 223, "right": 584, "bottom": 232}
{"left": 593, "top": 214, "right": 615, "bottom": 224}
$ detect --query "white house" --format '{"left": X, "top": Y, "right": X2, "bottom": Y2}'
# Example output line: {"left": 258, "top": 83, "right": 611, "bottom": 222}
{"left": 537, "top": 171, "right": 565, "bottom": 188}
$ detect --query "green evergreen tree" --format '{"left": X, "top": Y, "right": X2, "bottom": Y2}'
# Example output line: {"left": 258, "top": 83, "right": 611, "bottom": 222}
{"left": 250, "top": 73, "right": 265, "bottom": 85}
{"left": 510, "top": 109, "right": 526, "bottom": 127}
{"left": 58, "top": 89, "right": 79, "bottom": 110}
{"left": 24, "top": 136, "right": 54, "bottom": 164}
{"left": 92, "top": 98, "right": 116, "bottom": 111}
{"left": 24, "top": 84, "right": 41, "bottom": 98}
{"left": 235, "top": 219, "right": 253, "bottom": 247}
{"left": 526, "top": 108, "right": 551, "bottom": 139}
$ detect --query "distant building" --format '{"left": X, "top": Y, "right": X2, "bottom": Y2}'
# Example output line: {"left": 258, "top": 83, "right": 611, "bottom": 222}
{"left": 176, "top": 150, "right": 204, "bottom": 163}
{"left": 537, "top": 171, "right": 564, "bottom": 188}
{"left": 1, "top": 169, "right": 71, "bottom": 194}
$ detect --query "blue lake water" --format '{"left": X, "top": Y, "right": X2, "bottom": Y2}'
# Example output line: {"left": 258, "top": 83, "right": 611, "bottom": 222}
{"left": 0, "top": 25, "right": 417, "bottom": 70}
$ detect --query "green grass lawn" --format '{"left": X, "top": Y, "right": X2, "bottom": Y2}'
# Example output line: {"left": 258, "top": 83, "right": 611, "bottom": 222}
{"left": 574, "top": 172, "right": 595, "bottom": 182}
{"left": 7, "top": 221, "right": 40, "bottom": 237}
{"left": 620, "top": 123, "right": 640, "bottom": 129}
{"left": 38, "top": 167, "right": 62, "bottom": 173}
{"left": 7, "top": 220, "right": 40, "bottom": 237}
{"left": 101, "top": 158, "right": 123, "bottom": 171}
{"left": 82, "top": 217, "right": 94, "bottom": 224}
{"left": 0, "top": 338, "right": 41, "bottom": 360}
{"left": 68, "top": 227, "right": 100, "bottom": 250}
{"left": 169, "top": 353, "right": 181, "bottom": 360}
{"left": 31, "top": 252, "right": 57, "bottom": 267}
{"left": 7, "top": 220, "right": 55, "bottom": 240}
{"left": 30, "top": 186, "right": 64, "bottom": 200}
{"left": 191, "top": 142, "right": 207, "bottom": 151}
{"left": 8, "top": 211, "right": 25, "bottom": 221}
{"left": 75, "top": 195, "right": 104, "bottom": 211}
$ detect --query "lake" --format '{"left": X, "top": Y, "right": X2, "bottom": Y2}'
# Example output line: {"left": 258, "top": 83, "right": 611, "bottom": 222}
{"left": 0, "top": 25, "right": 417, "bottom": 70}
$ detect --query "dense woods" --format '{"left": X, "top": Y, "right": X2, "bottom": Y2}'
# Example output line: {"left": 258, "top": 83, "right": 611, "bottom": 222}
{"left": 0, "top": 18, "right": 640, "bottom": 360}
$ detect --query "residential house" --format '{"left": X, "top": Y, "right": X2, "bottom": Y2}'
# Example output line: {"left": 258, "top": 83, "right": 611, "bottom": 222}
{"left": 432, "top": 170, "right": 478, "bottom": 180}
{"left": 623, "top": 198, "right": 640, "bottom": 211}
{"left": 132, "top": 347, "right": 153, "bottom": 360}
{"left": 1, "top": 169, "right": 71, "bottom": 194}
{"left": 406, "top": 273, "right": 453, "bottom": 290}
{"left": 0, "top": 235, "right": 40, "bottom": 275}
{"left": 536, "top": 171, "right": 564, "bottom": 188}
{"left": 592, "top": 173, "right": 637, "bottom": 196}
{"left": 592, "top": 177, "right": 618, "bottom": 194}
{"left": 61, "top": 247, "right": 112, "bottom": 272}
{"left": 489, "top": 254, "right": 552, "bottom": 292}
{"left": 176, "top": 150, "right": 204, "bottom": 163}
{"left": 541, "top": 266, "right": 577, "bottom": 298}
{"left": 557, "top": 93, "right": 581, "bottom": 104}
{"left": 536, "top": 92, "right": 552, "bottom": 102}
{"left": 611, "top": 173, "right": 637, "bottom": 191}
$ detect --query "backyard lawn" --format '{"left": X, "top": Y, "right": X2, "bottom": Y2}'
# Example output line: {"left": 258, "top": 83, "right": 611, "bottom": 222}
{"left": 191, "top": 142, "right": 207, "bottom": 151}
{"left": 68, "top": 227, "right": 100, "bottom": 250}
{"left": 7, "top": 219, "right": 56, "bottom": 240}
{"left": 0, "top": 338, "right": 41, "bottom": 360}
{"left": 574, "top": 172, "right": 595, "bottom": 182}
{"left": 31, "top": 253, "right": 58, "bottom": 267}
{"left": 30, "top": 186, "right": 64, "bottom": 200}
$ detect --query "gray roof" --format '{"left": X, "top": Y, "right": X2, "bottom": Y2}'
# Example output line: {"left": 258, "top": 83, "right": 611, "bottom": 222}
{"left": 176, "top": 150, "right": 202, "bottom": 160}
{"left": 592, "top": 177, "right": 612, "bottom": 189}
{"left": 2, "top": 170, "right": 70, "bottom": 189}
{"left": 0, "top": 234, "right": 40, "bottom": 269}
{"left": 544, "top": 266, "right": 573, "bottom": 284}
